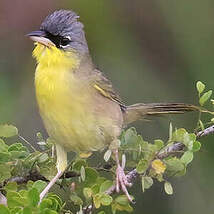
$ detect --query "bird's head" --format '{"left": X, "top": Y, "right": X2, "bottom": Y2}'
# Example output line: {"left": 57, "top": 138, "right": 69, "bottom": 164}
{"left": 27, "top": 10, "right": 89, "bottom": 55}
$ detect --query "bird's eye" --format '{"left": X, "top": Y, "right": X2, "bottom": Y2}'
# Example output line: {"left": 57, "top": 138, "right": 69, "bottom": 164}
{"left": 60, "top": 37, "right": 70, "bottom": 47}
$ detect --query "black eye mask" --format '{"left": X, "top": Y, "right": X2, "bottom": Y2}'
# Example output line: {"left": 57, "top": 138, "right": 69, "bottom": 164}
{"left": 45, "top": 32, "right": 70, "bottom": 48}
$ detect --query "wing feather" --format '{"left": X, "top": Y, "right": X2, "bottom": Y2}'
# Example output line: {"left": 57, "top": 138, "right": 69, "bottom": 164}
{"left": 92, "top": 69, "right": 126, "bottom": 110}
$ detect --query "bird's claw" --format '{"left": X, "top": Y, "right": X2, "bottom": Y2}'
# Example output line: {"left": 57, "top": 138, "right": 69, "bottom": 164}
{"left": 116, "top": 164, "right": 133, "bottom": 202}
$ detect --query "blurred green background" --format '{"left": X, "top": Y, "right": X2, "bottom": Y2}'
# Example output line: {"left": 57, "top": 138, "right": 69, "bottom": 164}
{"left": 0, "top": 0, "right": 214, "bottom": 213}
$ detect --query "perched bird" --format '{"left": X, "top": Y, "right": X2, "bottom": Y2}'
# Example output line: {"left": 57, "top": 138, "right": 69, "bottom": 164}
{"left": 27, "top": 9, "right": 198, "bottom": 202}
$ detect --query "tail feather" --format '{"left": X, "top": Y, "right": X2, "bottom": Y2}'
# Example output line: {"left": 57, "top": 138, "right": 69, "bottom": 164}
{"left": 123, "top": 103, "right": 199, "bottom": 125}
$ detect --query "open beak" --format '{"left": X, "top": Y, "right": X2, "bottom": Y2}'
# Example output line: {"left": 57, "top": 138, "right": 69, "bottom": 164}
{"left": 27, "top": 30, "right": 55, "bottom": 47}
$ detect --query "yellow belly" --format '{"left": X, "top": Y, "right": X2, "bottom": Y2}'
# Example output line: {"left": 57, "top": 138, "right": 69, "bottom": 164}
{"left": 35, "top": 68, "right": 107, "bottom": 152}
{"left": 34, "top": 44, "right": 123, "bottom": 153}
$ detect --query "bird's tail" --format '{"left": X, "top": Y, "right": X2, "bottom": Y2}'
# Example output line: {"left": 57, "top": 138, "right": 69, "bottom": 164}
{"left": 123, "top": 103, "right": 199, "bottom": 125}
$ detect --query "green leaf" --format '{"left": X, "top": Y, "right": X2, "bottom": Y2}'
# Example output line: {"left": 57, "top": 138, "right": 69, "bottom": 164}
{"left": 40, "top": 209, "right": 58, "bottom": 214}
{"left": 192, "top": 141, "right": 201, "bottom": 152}
{"left": 83, "top": 187, "right": 92, "bottom": 199}
{"left": 136, "top": 159, "right": 149, "bottom": 174}
{"left": 98, "top": 211, "right": 105, "bottom": 214}
{"left": 96, "top": 177, "right": 106, "bottom": 186}
{"left": 28, "top": 188, "right": 39, "bottom": 207}
{"left": 93, "top": 194, "right": 101, "bottom": 209}
{"left": 154, "top": 139, "right": 164, "bottom": 150}
{"left": 199, "top": 90, "right": 212, "bottom": 106}
{"left": 72, "top": 159, "right": 87, "bottom": 173}
{"left": 0, "top": 152, "right": 10, "bottom": 163}
{"left": 140, "top": 141, "right": 160, "bottom": 160}
{"left": 172, "top": 128, "right": 187, "bottom": 143}
{"left": 164, "top": 181, "right": 173, "bottom": 195}
{"left": 141, "top": 176, "right": 153, "bottom": 192}
{"left": 4, "top": 182, "right": 17, "bottom": 192}
{"left": 180, "top": 151, "right": 194, "bottom": 165}
{"left": 8, "top": 143, "right": 26, "bottom": 152}
{"left": 10, "top": 207, "right": 23, "bottom": 214}
{"left": 199, "top": 120, "right": 205, "bottom": 131}
{"left": 112, "top": 201, "right": 133, "bottom": 214}
{"left": 38, "top": 153, "right": 49, "bottom": 163}
{"left": 23, "top": 207, "right": 33, "bottom": 214}
{"left": 39, "top": 161, "right": 57, "bottom": 181}
{"left": 0, "top": 164, "right": 11, "bottom": 183}
{"left": 112, "top": 195, "right": 134, "bottom": 213}
{"left": 123, "top": 128, "right": 138, "bottom": 145}
{"left": 164, "top": 157, "right": 185, "bottom": 177}
{"left": 91, "top": 184, "right": 100, "bottom": 195}
{"left": 70, "top": 193, "right": 83, "bottom": 206}
{"left": 40, "top": 196, "right": 60, "bottom": 212}
{"left": 0, "top": 139, "right": 8, "bottom": 152}
{"left": 100, "top": 194, "right": 112, "bottom": 206}
{"left": 104, "top": 149, "right": 112, "bottom": 162}
{"left": 185, "top": 133, "right": 196, "bottom": 150}
{"left": 100, "top": 180, "right": 113, "bottom": 193}
{"left": 196, "top": 81, "right": 205, "bottom": 95}
{"left": 32, "top": 180, "right": 47, "bottom": 194}
{"left": 156, "top": 173, "right": 164, "bottom": 182}
{"left": 80, "top": 166, "right": 85, "bottom": 182}
{"left": 39, "top": 198, "right": 53, "bottom": 211}
{"left": 121, "top": 154, "right": 126, "bottom": 169}
{"left": 169, "top": 122, "right": 173, "bottom": 141}
{"left": 115, "top": 195, "right": 130, "bottom": 206}
{"left": 0, "top": 205, "right": 10, "bottom": 214}
{"left": 0, "top": 125, "right": 18, "bottom": 138}
{"left": 19, "top": 189, "right": 28, "bottom": 198}
{"left": 11, "top": 151, "right": 27, "bottom": 160}
{"left": 7, "top": 191, "right": 25, "bottom": 208}
{"left": 84, "top": 167, "right": 99, "bottom": 186}
{"left": 27, "top": 181, "right": 34, "bottom": 189}
{"left": 47, "top": 193, "right": 63, "bottom": 210}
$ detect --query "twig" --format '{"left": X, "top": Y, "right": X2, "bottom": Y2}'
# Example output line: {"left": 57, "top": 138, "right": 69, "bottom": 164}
{"left": 82, "top": 204, "right": 93, "bottom": 214}
{"left": 157, "top": 142, "right": 185, "bottom": 159}
{"left": 0, "top": 170, "right": 80, "bottom": 189}
{"left": 18, "top": 135, "right": 37, "bottom": 152}
{"left": 196, "top": 125, "right": 214, "bottom": 138}
{"left": 0, "top": 192, "right": 7, "bottom": 206}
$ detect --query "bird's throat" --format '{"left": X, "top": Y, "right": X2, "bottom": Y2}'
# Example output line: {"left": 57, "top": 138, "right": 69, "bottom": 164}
{"left": 32, "top": 43, "right": 80, "bottom": 70}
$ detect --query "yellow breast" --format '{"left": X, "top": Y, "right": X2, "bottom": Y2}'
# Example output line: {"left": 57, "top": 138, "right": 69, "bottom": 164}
{"left": 33, "top": 44, "right": 106, "bottom": 152}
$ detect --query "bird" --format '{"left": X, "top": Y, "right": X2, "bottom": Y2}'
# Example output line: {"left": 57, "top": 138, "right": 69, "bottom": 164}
{"left": 27, "top": 9, "right": 198, "bottom": 203}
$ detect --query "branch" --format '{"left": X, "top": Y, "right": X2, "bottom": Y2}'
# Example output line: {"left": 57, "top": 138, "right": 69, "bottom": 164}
{"left": 196, "top": 125, "right": 214, "bottom": 138}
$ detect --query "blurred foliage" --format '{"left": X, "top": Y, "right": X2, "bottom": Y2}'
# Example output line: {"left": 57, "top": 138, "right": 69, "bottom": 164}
{"left": 0, "top": 125, "right": 201, "bottom": 213}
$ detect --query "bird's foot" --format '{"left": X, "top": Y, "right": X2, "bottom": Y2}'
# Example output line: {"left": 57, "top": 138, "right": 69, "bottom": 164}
{"left": 115, "top": 163, "right": 133, "bottom": 202}
{"left": 39, "top": 170, "right": 63, "bottom": 204}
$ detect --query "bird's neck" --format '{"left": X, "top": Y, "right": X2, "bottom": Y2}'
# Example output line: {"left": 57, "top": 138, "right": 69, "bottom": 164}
{"left": 32, "top": 43, "right": 81, "bottom": 71}
{"left": 33, "top": 43, "right": 93, "bottom": 102}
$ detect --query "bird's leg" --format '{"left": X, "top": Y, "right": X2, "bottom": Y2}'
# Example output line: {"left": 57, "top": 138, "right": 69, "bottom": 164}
{"left": 114, "top": 149, "right": 133, "bottom": 202}
{"left": 39, "top": 170, "right": 64, "bottom": 203}
{"left": 39, "top": 144, "right": 67, "bottom": 204}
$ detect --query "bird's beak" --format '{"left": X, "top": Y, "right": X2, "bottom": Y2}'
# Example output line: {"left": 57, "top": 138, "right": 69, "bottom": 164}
{"left": 27, "top": 30, "right": 55, "bottom": 47}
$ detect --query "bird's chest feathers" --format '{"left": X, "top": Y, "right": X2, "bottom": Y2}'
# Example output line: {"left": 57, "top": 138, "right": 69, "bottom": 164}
{"left": 34, "top": 45, "right": 90, "bottom": 124}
